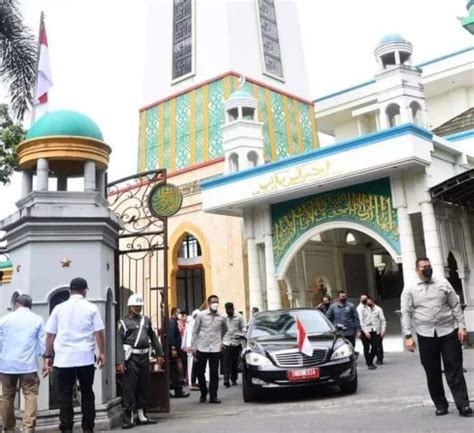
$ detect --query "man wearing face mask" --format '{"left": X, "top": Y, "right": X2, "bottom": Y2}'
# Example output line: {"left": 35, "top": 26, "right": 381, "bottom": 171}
{"left": 192, "top": 295, "right": 228, "bottom": 404}
{"left": 116, "top": 294, "right": 165, "bottom": 429}
{"left": 401, "top": 257, "right": 472, "bottom": 418}
{"left": 326, "top": 290, "right": 360, "bottom": 348}
{"left": 357, "top": 294, "right": 377, "bottom": 370}
{"left": 317, "top": 295, "right": 332, "bottom": 315}
{"left": 168, "top": 307, "right": 187, "bottom": 398}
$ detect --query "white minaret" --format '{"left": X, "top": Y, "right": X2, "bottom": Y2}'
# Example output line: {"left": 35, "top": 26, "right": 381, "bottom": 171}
{"left": 142, "top": 0, "right": 310, "bottom": 105}
{"left": 222, "top": 80, "right": 265, "bottom": 174}
{"left": 374, "top": 34, "right": 427, "bottom": 129}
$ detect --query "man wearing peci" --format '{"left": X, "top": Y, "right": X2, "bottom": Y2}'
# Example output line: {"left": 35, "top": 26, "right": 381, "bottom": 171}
{"left": 44, "top": 277, "right": 106, "bottom": 433}
{"left": 401, "top": 257, "right": 472, "bottom": 417}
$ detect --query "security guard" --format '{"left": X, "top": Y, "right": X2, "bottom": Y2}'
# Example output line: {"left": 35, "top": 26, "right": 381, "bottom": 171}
{"left": 117, "top": 294, "right": 164, "bottom": 429}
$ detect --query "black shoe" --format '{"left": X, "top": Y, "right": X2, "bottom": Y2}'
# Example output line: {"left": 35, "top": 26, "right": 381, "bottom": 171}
{"left": 122, "top": 419, "right": 134, "bottom": 429}
{"left": 200, "top": 395, "right": 207, "bottom": 403}
{"left": 368, "top": 364, "right": 377, "bottom": 370}
{"left": 83, "top": 431, "right": 94, "bottom": 433}
{"left": 224, "top": 382, "right": 230, "bottom": 388}
{"left": 136, "top": 416, "right": 158, "bottom": 425}
{"left": 435, "top": 407, "right": 449, "bottom": 416}
{"left": 459, "top": 406, "right": 473, "bottom": 417}
{"left": 376, "top": 360, "right": 383, "bottom": 365}
{"left": 231, "top": 380, "right": 238, "bottom": 386}
{"left": 209, "top": 397, "right": 222, "bottom": 404}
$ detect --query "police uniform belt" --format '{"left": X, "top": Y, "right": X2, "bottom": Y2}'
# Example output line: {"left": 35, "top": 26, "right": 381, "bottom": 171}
{"left": 132, "top": 348, "right": 149, "bottom": 355}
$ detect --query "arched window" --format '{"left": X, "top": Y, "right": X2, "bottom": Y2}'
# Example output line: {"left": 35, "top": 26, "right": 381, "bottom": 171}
{"left": 178, "top": 234, "right": 202, "bottom": 259}
{"left": 410, "top": 101, "right": 422, "bottom": 126}
{"left": 386, "top": 104, "right": 401, "bottom": 127}
{"left": 247, "top": 151, "right": 258, "bottom": 167}
{"left": 227, "top": 108, "right": 239, "bottom": 123}
{"left": 346, "top": 232, "right": 357, "bottom": 245}
{"left": 242, "top": 107, "right": 255, "bottom": 121}
{"left": 229, "top": 153, "right": 239, "bottom": 173}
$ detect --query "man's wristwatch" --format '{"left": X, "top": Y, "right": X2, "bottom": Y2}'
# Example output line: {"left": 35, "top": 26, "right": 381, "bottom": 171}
{"left": 405, "top": 334, "right": 412, "bottom": 340}
{"left": 43, "top": 354, "right": 54, "bottom": 359}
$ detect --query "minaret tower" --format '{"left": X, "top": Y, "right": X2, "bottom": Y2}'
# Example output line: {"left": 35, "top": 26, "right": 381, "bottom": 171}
{"left": 374, "top": 34, "right": 427, "bottom": 129}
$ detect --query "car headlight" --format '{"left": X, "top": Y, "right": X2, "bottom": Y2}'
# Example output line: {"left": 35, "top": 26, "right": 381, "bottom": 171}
{"left": 330, "top": 343, "right": 352, "bottom": 361}
{"left": 245, "top": 352, "right": 273, "bottom": 366}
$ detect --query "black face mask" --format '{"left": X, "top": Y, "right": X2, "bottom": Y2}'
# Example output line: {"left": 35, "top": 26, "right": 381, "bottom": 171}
{"left": 422, "top": 267, "right": 433, "bottom": 279}
{"left": 340, "top": 298, "right": 347, "bottom": 304}
{"left": 323, "top": 302, "right": 330, "bottom": 306}
{"left": 361, "top": 300, "right": 367, "bottom": 305}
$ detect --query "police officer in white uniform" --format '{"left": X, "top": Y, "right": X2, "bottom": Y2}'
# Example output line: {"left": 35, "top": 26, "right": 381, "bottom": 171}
{"left": 116, "top": 294, "right": 164, "bottom": 429}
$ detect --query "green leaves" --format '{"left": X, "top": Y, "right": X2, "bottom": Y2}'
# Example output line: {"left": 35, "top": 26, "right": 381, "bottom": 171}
{"left": 0, "top": 104, "right": 24, "bottom": 184}
{"left": 0, "top": 0, "right": 37, "bottom": 121}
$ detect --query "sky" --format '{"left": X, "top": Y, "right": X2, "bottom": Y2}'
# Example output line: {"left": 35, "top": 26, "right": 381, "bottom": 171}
{"left": 0, "top": 0, "right": 472, "bottom": 221}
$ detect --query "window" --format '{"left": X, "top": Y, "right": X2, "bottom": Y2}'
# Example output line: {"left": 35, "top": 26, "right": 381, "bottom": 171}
{"left": 172, "top": 0, "right": 193, "bottom": 80}
{"left": 257, "top": 0, "right": 283, "bottom": 78}
{"left": 242, "top": 107, "right": 255, "bottom": 121}
{"left": 248, "top": 151, "right": 258, "bottom": 167}
{"left": 178, "top": 234, "right": 202, "bottom": 259}
{"left": 386, "top": 104, "right": 401, "bottom": 128}
{"left": 227, "top": 108, "right": 239, "bottom": 122}
{"left": 410, "top": 101, "right": 422, "bottom": 126}
{"left": 229, "top": 153, "right": 239, "bottom": 173}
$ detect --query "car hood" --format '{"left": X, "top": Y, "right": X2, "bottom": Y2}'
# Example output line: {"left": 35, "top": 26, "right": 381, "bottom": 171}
{"left": 248, "top": 335, "right": 337, "bottom": 354}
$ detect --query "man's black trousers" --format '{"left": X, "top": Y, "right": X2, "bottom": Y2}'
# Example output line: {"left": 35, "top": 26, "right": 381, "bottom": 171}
{"left": 222, "top": 345, "right": 241, "bottom": 383}
{"left": 56, "top": 365, "right": 95, "bottom": 432}
{"left": 360, "top": 331, "right": 381, "bottom": 366}
{"left": 122, "top": 354, "right": 151, "bottom": 412}
{"left": 196, "top": 351, "right": 220, "bottom": 398}
{"left": 417, "top": 330, "right": 470, "bottom": 410}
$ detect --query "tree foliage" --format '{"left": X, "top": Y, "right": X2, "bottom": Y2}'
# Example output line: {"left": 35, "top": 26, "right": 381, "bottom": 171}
{"left": 0, "top": 0, "right": 37, "bottom": 120}
{"left": 0, "top": 103, "right": 23, "bottom": 184}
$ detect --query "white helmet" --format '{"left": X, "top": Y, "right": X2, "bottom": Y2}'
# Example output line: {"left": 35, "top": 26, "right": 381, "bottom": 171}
{"left": 127, "top": 294, "right": 144, "bottom": 307}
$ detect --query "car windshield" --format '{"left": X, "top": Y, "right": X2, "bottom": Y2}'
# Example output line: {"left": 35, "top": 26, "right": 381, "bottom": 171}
{"left": 249, "top": 310, "right": 333, "bottom": 340}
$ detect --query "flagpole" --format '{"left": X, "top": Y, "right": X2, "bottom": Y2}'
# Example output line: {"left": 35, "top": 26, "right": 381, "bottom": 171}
{"left": 30, "top": 11, "right": 45, "bottom": 127}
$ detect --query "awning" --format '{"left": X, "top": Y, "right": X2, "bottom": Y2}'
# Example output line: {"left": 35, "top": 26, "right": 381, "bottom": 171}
{"left": 430, "top": 169, "right": 474, "bottom": 211}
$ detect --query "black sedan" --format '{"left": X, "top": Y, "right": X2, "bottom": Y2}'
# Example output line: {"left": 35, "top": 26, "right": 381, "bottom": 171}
{"left": 241, "top": 308, "right": 357, "bottom": 402}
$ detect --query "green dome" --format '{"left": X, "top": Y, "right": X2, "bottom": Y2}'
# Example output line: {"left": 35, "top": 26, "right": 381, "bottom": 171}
{"left": 26, "top": 110, "right": 104, "bottom": 141}
{"left": 228, "top": 88, "right": 255, "bottom": 101}
{"left": 0, "top": 259, "right": 13, "bottom": 270}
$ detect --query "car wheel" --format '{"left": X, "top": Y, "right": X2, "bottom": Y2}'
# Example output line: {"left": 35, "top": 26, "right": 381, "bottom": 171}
{"left": 339, "top": 372, "right": 358, "bottom": 394}
{"left": 242, "top": 373, "right": 258, "bottom": 402}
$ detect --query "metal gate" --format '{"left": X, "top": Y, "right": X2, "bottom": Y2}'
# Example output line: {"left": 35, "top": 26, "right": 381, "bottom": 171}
{"left": 107, "top": 169, "right": 171, "bottom": 413}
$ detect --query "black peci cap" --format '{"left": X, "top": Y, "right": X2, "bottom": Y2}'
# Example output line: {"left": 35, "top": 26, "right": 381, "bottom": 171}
{"left": 70, "top": 277, "right": 88, "bottom": 291}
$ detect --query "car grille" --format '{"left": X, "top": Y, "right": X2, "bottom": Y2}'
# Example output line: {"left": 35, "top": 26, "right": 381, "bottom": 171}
{"left": 271, "top": 349, "right": 327, "bottom": 368}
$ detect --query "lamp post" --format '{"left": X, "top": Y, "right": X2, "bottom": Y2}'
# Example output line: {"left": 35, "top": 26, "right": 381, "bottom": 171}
{"left": 461, "top": 1, "right": 474, "bottom": 35}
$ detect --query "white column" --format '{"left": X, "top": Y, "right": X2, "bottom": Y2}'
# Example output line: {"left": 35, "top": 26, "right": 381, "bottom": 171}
{"left": 461, "top": 209, "right": 474, "bottom": 305}
{"left": 96, "top": 170, "right": 106, "bottom": 196}
{"left": 391, "top": 177, "right": 418, "bottom": 283}
{"left": 264, "top": 233, "right": 281, "bottom": 310}
{"left": 397, "top": 206, "right": 418, "bottom": 283}
{"left": 295, "top": 251, "right": 307, "bottom": 307}
{"left": 394, "top": 50, "right": 401, "bottom": 65}
{"left": 263, "top": 206, "right": 282, "bottom": 310}
{"left": 36, "top": 158, "right": 49, "bottom": 191}
{"left": 247, "top": 237, "right": 264, "bottom": 312}
{"left": 420, "top": 201, "right": 444, "bottom": 278}
{"left": 21, "top": 170, "right": 33, "bottom": 197}
{"left": 84, "top": 161, "right": 96, "bottom": 191}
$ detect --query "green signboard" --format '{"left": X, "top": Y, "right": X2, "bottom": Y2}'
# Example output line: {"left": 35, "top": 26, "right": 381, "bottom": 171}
{"left": 148, "top": 183, "right": 183, "bottom": 218}
{"left": 271, "top": 178, "right": 400, "bottom": 271}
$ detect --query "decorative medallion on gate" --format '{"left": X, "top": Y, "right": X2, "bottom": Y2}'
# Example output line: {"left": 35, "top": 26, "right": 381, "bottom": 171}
{"left": 149, "top": 183, "right": 183, "bottom": 218}
{"left": 271, "top": 178, "right": 400, "bottom": 271}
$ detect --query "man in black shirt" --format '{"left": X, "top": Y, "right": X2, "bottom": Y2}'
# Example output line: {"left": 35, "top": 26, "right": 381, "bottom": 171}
{"left": 117, "top": 294, "right": 164, "bottom": 429}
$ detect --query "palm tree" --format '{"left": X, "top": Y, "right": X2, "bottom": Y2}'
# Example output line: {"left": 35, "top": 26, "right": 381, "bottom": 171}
{"left": 0, "top": 0, "right": 36, "bottom": 121}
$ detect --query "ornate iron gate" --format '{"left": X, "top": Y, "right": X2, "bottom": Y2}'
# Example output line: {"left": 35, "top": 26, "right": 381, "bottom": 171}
{"left": 107, "top": 169, "right": 171, "bottom": 413}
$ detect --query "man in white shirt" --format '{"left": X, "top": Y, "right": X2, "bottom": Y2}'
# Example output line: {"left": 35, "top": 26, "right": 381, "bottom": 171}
{"left": 0, "top": 294, "right": 45, "bottom": 433}
{"left": 44, "top": 277, "right": 106, "bottom": 433}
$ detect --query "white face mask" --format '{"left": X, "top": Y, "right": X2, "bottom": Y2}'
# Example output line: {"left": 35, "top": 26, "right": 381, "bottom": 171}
{"left": 210, "top": 303, "right": 219, "bottom": 312}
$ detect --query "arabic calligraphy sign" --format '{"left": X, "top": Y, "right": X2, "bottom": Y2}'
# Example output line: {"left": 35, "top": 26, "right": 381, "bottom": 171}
{"left": 149, "top": 183, "right": 183, "bottom": 218}
{"left": 271, "top": 178, "right": 400, "bottom": 270}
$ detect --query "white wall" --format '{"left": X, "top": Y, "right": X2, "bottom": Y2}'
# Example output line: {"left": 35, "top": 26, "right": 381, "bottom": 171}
{"left": 426, "top": 86, "right": 474, "bottom": 129}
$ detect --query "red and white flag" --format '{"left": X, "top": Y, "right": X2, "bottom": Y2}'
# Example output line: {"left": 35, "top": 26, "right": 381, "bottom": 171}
{"left": 34, "top": 13, "right": 53, "bottom": 106}
{"left": 297, "top": 317, "right": 313, "bottom": 357}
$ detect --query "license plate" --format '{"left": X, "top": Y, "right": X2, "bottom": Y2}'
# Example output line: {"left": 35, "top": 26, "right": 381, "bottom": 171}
{"left": 287, "top": 368, "right": 320, "bottom": 381}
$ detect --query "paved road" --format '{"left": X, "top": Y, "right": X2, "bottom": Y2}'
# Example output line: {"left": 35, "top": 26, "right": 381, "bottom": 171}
{"left": 111, "top": 347, "right": 474, "bottom": 433}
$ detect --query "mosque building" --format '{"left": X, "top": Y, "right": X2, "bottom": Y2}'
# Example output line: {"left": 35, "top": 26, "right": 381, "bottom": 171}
{"left": 136, "top": 0, "right": 473, "bottom": 334}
